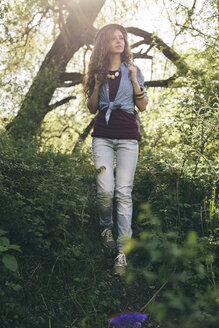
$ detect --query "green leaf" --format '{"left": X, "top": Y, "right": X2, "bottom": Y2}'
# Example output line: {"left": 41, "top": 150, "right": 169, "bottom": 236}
{"left": 12, "top": 284, "right": 22, "bottom": 291}
{"left": 2, "top": 254, "right": 18, "bottom": 272}
{"left": 0, "top": 245, "right": 8, "bottom": 252}
{"left": 0, "top": 229, "right": 7, "bottom": 236}
{"left": 8, "top": 244, "right": 22, "bottom": 252}
{"left": 0, "top": 237, "right": 10, "bottom": 247}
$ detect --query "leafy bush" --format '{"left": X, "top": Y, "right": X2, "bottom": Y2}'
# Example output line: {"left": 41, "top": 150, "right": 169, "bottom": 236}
{"left": 125, "top": 204, "right": 219, "bottom": 328}
{"left": 0, "top": 136, "right": 94, "bottom": 327}
{"left": 0, "top": 229, "right": 21, "bottom": 272}
{"left": 0, "top": 135, "right": 218, "bottom": 328}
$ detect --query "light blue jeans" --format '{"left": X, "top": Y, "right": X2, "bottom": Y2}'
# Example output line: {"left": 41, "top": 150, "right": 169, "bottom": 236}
{"left": 92, "top": 137, "right": 139, "bottom": 250}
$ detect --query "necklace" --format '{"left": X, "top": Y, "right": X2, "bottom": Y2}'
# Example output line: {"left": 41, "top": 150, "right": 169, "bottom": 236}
{"left": 107, "top": 71, "right": 120, "bottom": 80}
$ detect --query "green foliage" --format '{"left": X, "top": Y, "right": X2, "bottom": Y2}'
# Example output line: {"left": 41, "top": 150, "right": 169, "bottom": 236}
{"left": 139, "top": 44, "right": 219, "bottom": 185}
{"left": 134, "top": 149, "right": 218, "bottom": 239}
{"left": 0, "top": 229, "right": 21, "bottom": 272}
{"left": 173, "top": 46, "right": 219, "bottom": 159}
{"left": 0, "top": 133, "right": 218, "bottom": 328}
{"left": 0, "top": 229, "right": 23, "bottom": 326}
{"left": 125, "top": 204, "right": 219, "bottom": 328}
{"left": 0, "top": 135, "right": 93, "bottom": 327}
{"left": 0, "top": 136, "right": 85, "bottom": 252}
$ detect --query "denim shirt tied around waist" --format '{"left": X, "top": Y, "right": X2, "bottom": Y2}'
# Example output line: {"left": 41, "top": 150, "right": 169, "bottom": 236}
{"left": 98, "top": 62, "right": 148, "bottom": 124}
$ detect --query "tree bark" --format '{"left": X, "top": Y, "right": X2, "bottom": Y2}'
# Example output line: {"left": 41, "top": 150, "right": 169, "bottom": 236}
{"left": 72, "top": 116, "right": 96, "bottom": 153}
{"left": 6, "top": 0, "right": 105, "bottom": 139}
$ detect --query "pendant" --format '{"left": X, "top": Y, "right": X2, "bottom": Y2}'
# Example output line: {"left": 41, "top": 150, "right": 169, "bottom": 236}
{"left": 107, "top": 71, "right": 120, "bottom": 79}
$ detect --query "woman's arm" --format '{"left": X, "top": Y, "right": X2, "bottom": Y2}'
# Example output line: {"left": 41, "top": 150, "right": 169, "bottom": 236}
{"left": 87, "top": 75, "right": 101, "bottom": 114}
{"left": 129, "top": 64, "right": 148, "bottom": 112}
{"left": 131, "top": 79, "right": 148, "bottom": 112}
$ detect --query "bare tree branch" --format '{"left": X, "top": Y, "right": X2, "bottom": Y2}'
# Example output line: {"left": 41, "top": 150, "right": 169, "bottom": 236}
{"left": 72, "top": 116, "right": 96, "bottom": 153}
{"left": 48, "top": 96, "right": 76, "bottom": 110}
{"left": 59, "top": 72, "right": 84, "bottom": 87}
{"left": 131, "top": 40, "right": 147, "bottom": 48}
{"left": 144, "top": 74, "right": 177, "bottom": 88}
{"left": 175, "top": 0, "right": 197, "bottom": 37}
{"left": 133, "top": 51, "right": 153, "bottom": 60}
{"left": 59, "top": 72, "right": 179, "bottom": 89}
{"left": 126, "top": 27, "right": 189, "bottom": 72}
{"left": 43, "top": 125, "right": 71, "bottom": 141}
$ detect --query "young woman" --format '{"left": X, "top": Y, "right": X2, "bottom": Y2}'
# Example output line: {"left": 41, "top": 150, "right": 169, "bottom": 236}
{"left": 84, "top": 24, "right": 148, "bottom": 274}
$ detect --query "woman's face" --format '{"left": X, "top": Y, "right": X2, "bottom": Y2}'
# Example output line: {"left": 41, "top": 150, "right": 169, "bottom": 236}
{"left": 108, "top": 29, "right": 125, "bottom": 55}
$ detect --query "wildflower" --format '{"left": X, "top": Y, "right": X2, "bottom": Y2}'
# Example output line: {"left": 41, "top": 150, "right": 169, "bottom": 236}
{"left": 109, "top": 312, "right": 148, "bottom": 327}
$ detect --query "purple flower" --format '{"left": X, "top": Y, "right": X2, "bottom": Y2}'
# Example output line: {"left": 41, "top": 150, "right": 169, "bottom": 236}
{"left": 109, "top": 312, "right": 148, "bottom": 327}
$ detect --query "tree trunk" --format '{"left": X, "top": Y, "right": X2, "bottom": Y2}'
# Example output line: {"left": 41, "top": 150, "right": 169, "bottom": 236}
{"left": 6, "top": 0, "right": 105, "bottom": 139}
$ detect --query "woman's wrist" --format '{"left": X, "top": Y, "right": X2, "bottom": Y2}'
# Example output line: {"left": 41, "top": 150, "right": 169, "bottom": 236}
{"left": 134, "top": 89, "right": 144, "bottom": 95}
{"left": 134, "top": 90, "right": 145, "bottom": 100}
{"left": 131, "top": 79, "right": 139, "bottom": 88}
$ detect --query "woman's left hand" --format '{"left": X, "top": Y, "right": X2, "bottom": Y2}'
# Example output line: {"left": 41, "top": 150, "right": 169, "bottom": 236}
{"left": 128, "top": 63, "right": 138, "bottom": 82}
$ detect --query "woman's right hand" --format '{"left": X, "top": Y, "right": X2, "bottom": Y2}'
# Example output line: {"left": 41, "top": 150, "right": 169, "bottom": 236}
{"left": 87, "top": 74, "right": 100, "bottom": 114}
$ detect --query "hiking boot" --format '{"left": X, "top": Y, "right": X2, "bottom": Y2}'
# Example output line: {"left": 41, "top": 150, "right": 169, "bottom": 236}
{"left": 101, "top": 228, "right": 116, "bottom": 248}
{"left": 114, "top": 252, "right": 127, "bottom": 275}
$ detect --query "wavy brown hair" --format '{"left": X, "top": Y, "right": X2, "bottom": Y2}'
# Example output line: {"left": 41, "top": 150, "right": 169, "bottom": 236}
{"left": 84, "top": 24, "right": 133, "bottom": 97}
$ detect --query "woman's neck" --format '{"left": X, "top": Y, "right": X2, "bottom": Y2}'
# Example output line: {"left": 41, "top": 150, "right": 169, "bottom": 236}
{"left": 108, "top": 54, "right": 122, "bottom": 71}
